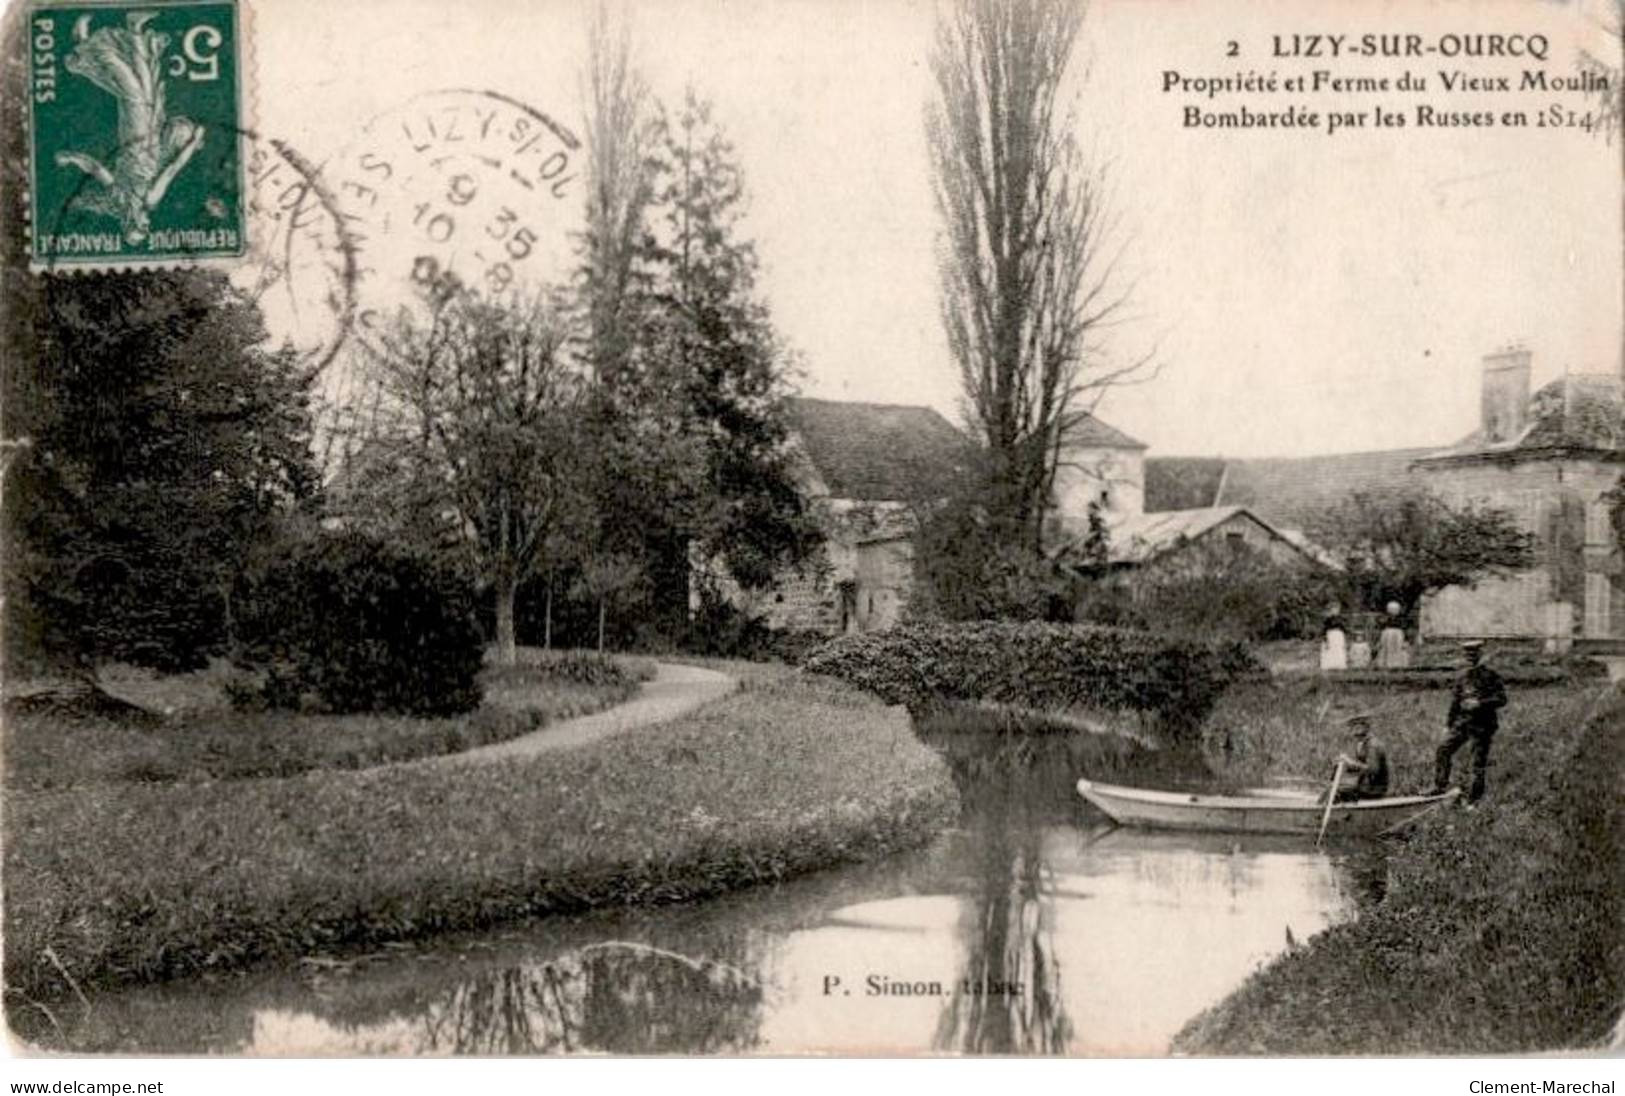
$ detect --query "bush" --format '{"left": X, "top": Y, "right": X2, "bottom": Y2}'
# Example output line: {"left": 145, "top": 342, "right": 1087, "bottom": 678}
{"left": 804, "top": 621, "right": 1262, "bottom": 743}
{"left": 911, "top": 494, "right": 1071, "bottom": 622}
{"left": 230, "top": 531, "right": 485, "bottom": 716}
{"left": 681, "top": 585, "right": 825, "bottom": 665}
{"left": 509, "top": 649, "right": 633, "bottom": 688}
{"left": 1121, "top": 542, "right": 1341, "bottom": 642}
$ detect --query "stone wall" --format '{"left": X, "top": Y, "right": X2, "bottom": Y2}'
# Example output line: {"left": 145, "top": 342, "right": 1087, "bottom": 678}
{"left": 700, "top": 500, "right": 919, "bottom": 636}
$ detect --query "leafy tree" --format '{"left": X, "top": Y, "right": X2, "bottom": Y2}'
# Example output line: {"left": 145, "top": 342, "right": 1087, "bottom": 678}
{"left": 579, "top": 3, "right": 660, "bottom": 391}
{"left": 911, "top": 466, "right": 1071, "bottom": 623}
{"left": 1307, "top": 487, "right": 1536, "bottom": 620}
{"left": 575, "top": 551, "right": 644, "bottom": 653}
{"left": 1124, "top": 538, "right": 1336, "bottom": 642}
{"left": 5, "top": 270, "right": 321, "bottom": 678}
{"left": 574, "top": 44, "right": 822, "bottom": 638}
{"left": 344, "top": 286, "right": 583, "bottom": 665}
{"left": 230, "top": 529, "right": 485, "bottom": 716}
{"left": 647, "top": 91, "right": 823, "bottom": 599}
{"left": 926, "top": 0, "right": 1144, "bottom": 551}
{"left": 1080, "top": 498, "right": 1111, "bottom": 570}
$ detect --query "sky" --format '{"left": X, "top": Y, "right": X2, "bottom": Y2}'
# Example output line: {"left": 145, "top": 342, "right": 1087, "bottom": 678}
{"left": 237, "top": 0, "right": 1624, "bottom": 458}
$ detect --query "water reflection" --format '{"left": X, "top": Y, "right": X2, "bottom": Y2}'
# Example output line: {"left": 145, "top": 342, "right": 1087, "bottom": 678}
{"left": 12, "top": 719, "right": 1370, "bottom": 1056}
{"left": 924, "top": 721, "right": 1085, "bottom": 1055}
{"left": 346, "top": 943, "right": 763, "bottom": 1055}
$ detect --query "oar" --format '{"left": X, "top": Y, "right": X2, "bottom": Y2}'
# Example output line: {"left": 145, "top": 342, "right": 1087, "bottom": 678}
{"left": 1316, "top": 758, "right": 1346, "bottom": 847}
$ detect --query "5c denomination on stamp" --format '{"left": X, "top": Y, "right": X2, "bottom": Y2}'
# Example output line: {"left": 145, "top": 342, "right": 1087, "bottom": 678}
{"left": 28, "top": 0, "right": 247, "bottom": 270}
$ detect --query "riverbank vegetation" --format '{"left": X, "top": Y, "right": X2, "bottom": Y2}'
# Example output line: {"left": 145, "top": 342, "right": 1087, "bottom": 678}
{"left": 1198, "top": 674, "right": 1604, "bottom": 796}
{"left": 4, "top": 650, "right": 654, "bottom": 792}
{"left": 4, "top": 669, "right": 956, "bottom": 1006}
{"left": 1175, "top": 681, "right": 1620, "bottom": 1054}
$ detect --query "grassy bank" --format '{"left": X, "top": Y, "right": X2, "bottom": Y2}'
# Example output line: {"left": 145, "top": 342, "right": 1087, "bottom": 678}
{"left": 1174, "top": 682, "right": 1621, "bottom": 1054}
{"left": 4, "top": 670, "right": 957, "bottom": 1003}
{"left": 1198, "top": 674, "right": 1601, "bottom": 795}
{"left": 4, "top": 650, "right": 654, "bottom": 791}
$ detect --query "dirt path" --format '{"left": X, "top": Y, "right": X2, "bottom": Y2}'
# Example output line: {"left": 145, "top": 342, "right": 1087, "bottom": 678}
{"left": 446, "top": 662, "right": 738, "bottom": 763}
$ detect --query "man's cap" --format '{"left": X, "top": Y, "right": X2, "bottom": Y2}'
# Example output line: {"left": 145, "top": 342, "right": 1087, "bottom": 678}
{"left": 1461, "top": 639, "right": 1485, "bottom": 650}
{"left": 1341, "top": 711, "right": 1375, "bottom": 729}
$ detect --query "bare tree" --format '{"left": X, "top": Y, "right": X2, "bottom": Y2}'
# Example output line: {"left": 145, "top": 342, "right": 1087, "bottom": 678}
{"left": 346, "top": 287, "right": 583, "bottom": 665}
{"left": 926, "top": 0, "right": 1141, "bottom": 551}
{"left": 581, "top": 3, "right": 658, "bottom": 388}
{"left": 1580, "top": 0, "right": 1623, "bottom": 142}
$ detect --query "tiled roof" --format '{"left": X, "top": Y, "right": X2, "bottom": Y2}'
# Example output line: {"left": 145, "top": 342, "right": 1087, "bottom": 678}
{"left": 785, "top": 397, "right": 970, "bottom": 502}
{"left": 1215, "top": 447, "right": 1440, "bottom": 529}
{"left": 1146, "top": 449, "right": 1438, "bottom": 529}
{"left": 1144, "top": 457, "right": 1228, "bottom": 512}
{"left": 1105, "top": 506, "right": 1254, "bottom": 564}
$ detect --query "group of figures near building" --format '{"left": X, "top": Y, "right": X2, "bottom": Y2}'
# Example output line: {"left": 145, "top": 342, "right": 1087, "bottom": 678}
{"left": 1320, "top": 602, "right": 1412, "bottom": 672}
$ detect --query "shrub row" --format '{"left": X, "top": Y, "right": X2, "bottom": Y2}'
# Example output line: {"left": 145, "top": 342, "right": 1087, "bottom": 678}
{"left": 803, "top": 622, "right": 1262, "bottom": 741}
{"left": 497, "top": 649, "right": 654, "bottom": 689}
{"left": 4, "top": 674, "right": 958, "bottom": 1001}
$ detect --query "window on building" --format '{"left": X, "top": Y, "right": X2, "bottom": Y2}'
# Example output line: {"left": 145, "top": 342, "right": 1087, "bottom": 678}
{"left": 1520, "top": 489, "right": 1544, "bottom": 536}
{"left": 1225, "top": 531, "right": 1245, "bottom": 551}
{"left": 1585, "top": 502, "right": 1611, "bottom": 547}
{"left": 1585, "top": 573, "right": 1610, "bottom": 638}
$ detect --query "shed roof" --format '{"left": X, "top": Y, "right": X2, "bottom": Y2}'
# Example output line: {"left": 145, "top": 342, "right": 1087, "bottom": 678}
{"left": 1104, "top": 506, "right": 1269, "bottom": 565}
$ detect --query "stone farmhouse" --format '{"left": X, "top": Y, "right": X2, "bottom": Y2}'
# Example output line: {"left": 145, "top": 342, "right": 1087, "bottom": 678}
{"left": 1145, "top": 348, "right": 1625, "bottom": 648}
{"left": 696, "top": 397, "right": 967, "bottom": 634}
{"left": 708, "top": 396, "right": 1314, "bottom": 635}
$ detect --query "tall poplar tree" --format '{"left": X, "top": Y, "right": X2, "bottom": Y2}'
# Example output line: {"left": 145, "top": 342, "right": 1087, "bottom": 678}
{"left": 926, "top": 0, "right": 1140, "bottom": 551}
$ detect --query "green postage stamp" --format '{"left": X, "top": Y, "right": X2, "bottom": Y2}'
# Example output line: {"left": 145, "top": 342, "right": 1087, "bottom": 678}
{"left": 27, "top": 0, "right": 246, "bottom": 269}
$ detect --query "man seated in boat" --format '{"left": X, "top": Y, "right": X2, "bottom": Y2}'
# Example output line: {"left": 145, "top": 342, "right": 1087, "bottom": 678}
{"left": 1331, "top": 712, "right": 1391, "bottom": 802}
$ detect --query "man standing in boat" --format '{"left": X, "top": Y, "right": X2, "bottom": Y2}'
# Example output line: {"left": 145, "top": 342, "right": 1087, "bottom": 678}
{"left": 1333, "top": 713, "right": 1390, "bottom": 802}
{"left": 1432, "top": 639, "right": 1507, "bottom": 805}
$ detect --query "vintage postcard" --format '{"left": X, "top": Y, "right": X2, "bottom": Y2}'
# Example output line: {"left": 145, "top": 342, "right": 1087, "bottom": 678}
{"left": 1, "top": 0, "right": 1621, "bottom": 1071}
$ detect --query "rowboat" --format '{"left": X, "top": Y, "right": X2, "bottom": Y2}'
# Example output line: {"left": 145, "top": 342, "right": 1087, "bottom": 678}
{"left": 1076, "top": 778, "right": 1460, "bottom": 837}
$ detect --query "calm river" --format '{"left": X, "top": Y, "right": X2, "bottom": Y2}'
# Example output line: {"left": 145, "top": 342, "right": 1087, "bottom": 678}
{"left": 18, "top": 721, "right": 1384, "bottom": 1056}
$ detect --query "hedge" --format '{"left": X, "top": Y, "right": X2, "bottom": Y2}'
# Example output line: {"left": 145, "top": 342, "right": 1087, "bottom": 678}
{"left": 803, "top": 622, "right": 1261, "bottom": 740}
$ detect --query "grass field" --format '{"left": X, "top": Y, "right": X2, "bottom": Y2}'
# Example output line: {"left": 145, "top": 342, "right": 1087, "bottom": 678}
{"left": 4, "top": 650, "right": 655, "bottom": 791}
{"left": 1197, "top": 673, "right": 1593, "bottom": 795}
{"left": 3, "top": 668, "right": 956, "bottom": 1005}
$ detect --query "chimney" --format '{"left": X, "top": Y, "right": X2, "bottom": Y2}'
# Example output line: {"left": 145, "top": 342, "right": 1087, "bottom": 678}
{"left": 1480, "top": 345, "right": 1531, "bottom": 444}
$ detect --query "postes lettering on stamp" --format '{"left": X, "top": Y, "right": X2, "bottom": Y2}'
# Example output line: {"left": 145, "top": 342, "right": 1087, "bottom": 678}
{"left": 28, "top": 0, "right": 246, "bottom": 270}
{"left": 326, "top": 90, "right": 581, "bottom": 353}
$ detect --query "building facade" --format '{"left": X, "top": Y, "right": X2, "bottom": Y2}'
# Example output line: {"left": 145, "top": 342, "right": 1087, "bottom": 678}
{"left": 696, "top": 398, "right": 967, "bottom": 635}
{"left": 1143, "top": 348, "right": 1625, "bottom": 647}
